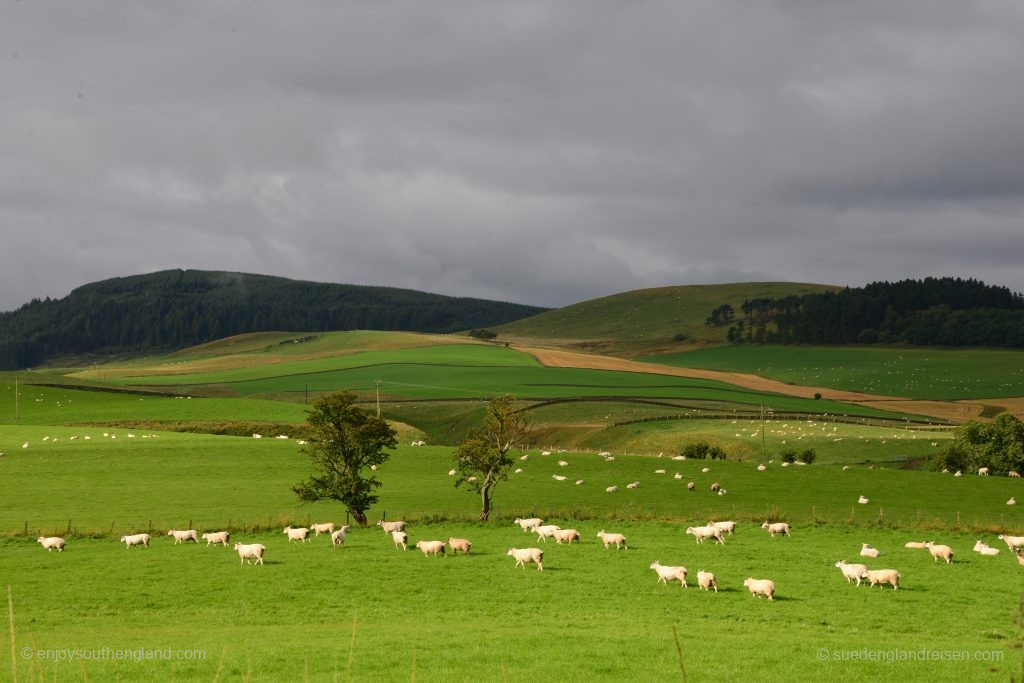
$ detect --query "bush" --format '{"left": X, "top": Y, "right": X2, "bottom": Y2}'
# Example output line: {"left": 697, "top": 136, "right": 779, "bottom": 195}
{"left": 780, "top": 448, "right": 798, "bottom": 464}
{"left": 468, "top": 329, "right": 497, "bottom": 340}
{"left": 682, "top": 442, "right": 727, "bottom": 461}
{"left": 672, "top": 333, "right": 688, "bottom": 342}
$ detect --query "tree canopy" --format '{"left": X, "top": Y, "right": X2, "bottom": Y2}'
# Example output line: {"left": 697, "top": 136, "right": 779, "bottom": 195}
{"left": 292, "top": 391, "right": 398, "bottom": 525}
{"left": 935, "top": 413, "right": 1024, "bottom": 475}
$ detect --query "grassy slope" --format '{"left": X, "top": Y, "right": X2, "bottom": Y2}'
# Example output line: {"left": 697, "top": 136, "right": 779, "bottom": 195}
{"left": 647, "top": 345, "right": 1024, "bottom": 400}
{"left": 492, "top": 282, "right": 839, "bottom": 355}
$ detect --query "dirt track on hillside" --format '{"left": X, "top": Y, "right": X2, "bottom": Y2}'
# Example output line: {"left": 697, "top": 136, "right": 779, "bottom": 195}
{"left": 518, "top": 346, "right": 993, "bottom": 423}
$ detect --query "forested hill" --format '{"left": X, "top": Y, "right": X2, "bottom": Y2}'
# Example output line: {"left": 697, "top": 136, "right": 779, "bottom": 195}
{"left": 716, "top": 277, "right": 1024, "bottom": 347}
{"left": 0, "top": 270, "right": 546, "bottom": 368}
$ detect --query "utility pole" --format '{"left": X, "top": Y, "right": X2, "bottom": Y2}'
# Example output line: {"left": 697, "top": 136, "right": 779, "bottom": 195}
{"left": 15, "top": 377, "right": 19, "bottom": 420}
{"left": 760, "top": 404, "right": 765, "bottom": 459}
{"left": 375, "top": 380, "right": 381, "bottom": 418}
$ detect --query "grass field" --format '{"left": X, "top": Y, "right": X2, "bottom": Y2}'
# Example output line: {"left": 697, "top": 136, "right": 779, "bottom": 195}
{"left": 647, "top": 345, "right": 1024, "bottom": 400}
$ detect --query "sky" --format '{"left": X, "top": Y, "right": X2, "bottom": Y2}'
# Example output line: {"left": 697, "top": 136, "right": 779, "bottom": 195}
{"left": 2, "top": 1, "right": 1023, "bottom": 312}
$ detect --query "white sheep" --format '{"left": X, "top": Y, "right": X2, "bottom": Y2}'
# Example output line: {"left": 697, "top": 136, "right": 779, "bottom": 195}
{"left": 121, "top": 533, "right": 151, "bottom": 548}
{"left": 687, "top": 482, "right": 695, "bottom": 490}
{"left": 674, "top": 473, "right": 683, "bottom": 479}
{"left": 973, "top": 540, "right": 1000, "bottom": 556}
{"left": 235, "top": 542, "right": 265, "bottom": 565}
{"left": 649, "top": 561, "right": 687, "bottom": 587}
{"left": 626, "top": 481, "right": 639, "bottom": 489}
{"left": 515, "top": 468, "right": 524, "bottom": 474}
{"left": 283, "top": 526, "right": 311, "bottom": 543}
{"left": 978, "top": 467, "right": 990, "bottom": 476}
{"left": 575, "top": 479, "right": 584, "bottom": 485}
{"left": 558, "top": 460, "right": 569, "bottom": 467}
{"left": 709, "top": 520, "right": 736, "bottom": 535}
{"left": 761, "top": 521, "right": 791, "bottom": 537}
{"left": 999, "top": 534, "right": 1024, "bottom": 550}
{"left": 514, "top": 517, "right": 543, "bottom": 532}
{"left": 1009, "top": 497, "right": 1017, "bottom": 506}
{"left": 331, "top": 525, "right": 351, "bottom": 547}
{"left": 954, "top": 470, "right": 962, "bottom": 477}
{"left": 552, "top": 475, "right": 567, "bottom": 481}
{"left": 310, "top": 522, "right": 336, "bottom": 536}
{"left": 552, "top": 528, "right": 580, "bottom": 544}
{"left": 448, "top": 469, "right": 458, "bottom": 476}
{"left": 201, "top": 531, "right": 230, "bottom": 547}
{"left": 167, "top": 529, "right": 199, "bottom": 544}
{"left": 540, "top": 451, "right": 551, "bottom": 456}
{"left": 391, "top": 530, "right": 408, "bottom": 550}
{"left": 415, "top": 540, "right": 446, "bottom": 556}
{"left": 696, "top": 570, "right": 717, "bottom": 592}
{"left": 686, "top": 525, "right": 725, "bottom": 545}
{"left": 1010, "top": 471, "right": 1021, "bottom": 478}
{"left": 757, "top": 464, "right": 766, "bottom": 471}
{"left": 903, "top": 541, "right": 929, "bottom": 549}
{"left": 606, "top": 486, "right": 619, "bottom": 493}
{"left": 508, "top": 547, "right": 544, "bottom": 571}
{"left": 858, "top": 496, "right": 869, "bottom": 505}
{"left": 924, "top": 541, "right": 954, "bottom": 564}
{"left": 710, "top": 482, "right": 720, "bottom": 492}
{"left": 860, "top": 543, "right": 879, "bottom": 558}
{"left": 377, "top": 519, "right": 406, "bottom": 533}
{"left": 701, "top": 467, "right": 710, "bottom": 473}
{"left": 654, "top": 469, "right": 666, "bottom": 475}
{"left": 37, "top": 536, "right": 66, "bottom": 552}
{"left": 596, "top": 530, "right": 627, "bottom": 549}
{"left": 834, "top": 560, "right": 868, "bottom": 586}
{"left": 743, "top": 577, "right": 775, "bottom": 600}
{"left": 861, "top": 568, "right": 900, "bottom": 589}
{"left": 448, "top": 538, "right": 472, "bottom": 555}
{"left": 535, "top": 524, "right": 562, "bottom": 542}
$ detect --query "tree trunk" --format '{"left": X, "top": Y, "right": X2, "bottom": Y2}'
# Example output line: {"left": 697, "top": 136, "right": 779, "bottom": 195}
{"left": 479, "top": 485, "right": 492, "bottom": 521}
{"left": 350, "top": 508, "right": 368, "bottom": 526}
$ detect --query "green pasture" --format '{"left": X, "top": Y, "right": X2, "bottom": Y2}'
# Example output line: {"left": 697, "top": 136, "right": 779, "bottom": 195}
{"left": 647, "top": 345, "right": 1024, "bottom": 400}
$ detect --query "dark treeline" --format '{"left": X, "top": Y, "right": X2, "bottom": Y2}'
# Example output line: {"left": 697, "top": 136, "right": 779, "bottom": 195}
{"left": 714, "top": 277, "right": 1024, "bottom": 347}
{"left": 0, "top": 270, "right": 546, "bottom": 369}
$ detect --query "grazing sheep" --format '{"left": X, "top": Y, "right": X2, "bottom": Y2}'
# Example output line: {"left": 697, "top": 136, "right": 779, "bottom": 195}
{"left": 508, "top": 547, "right": 544, "bottom": 571}
{"left": 515, "top": 468, "right": 524, "bottom": 474}
{"left": 860, "top": 543, "right": 880, "bottom": 558}
{"left": 575, "top": 479, "right": 584, "bottom": 485}
{"left": 709, "top": 520, "right": 736, "bottom": 535}
{"left": 743, "top": 578, "right": 775, "bottom": 600}
{"left": 999, "top": 534, "right": 1024, "bottom": 550}
{"left": 701, "top": 467, "right": 711, "bottom": 473}
{"left": 687, "top": 482, "right": 695, "bottom": 491}
{"left": 626, "top": 481, "right": 639, "bottom": 489}
{"left": 858, "top": 496, "right": 869, "bottom": 505}
{"left": 598, "top": 451, "right": 611, "bottom": 457}
{"left": 1010, "top": 471, "right": 1021, "bottom": 478}
{"left": 467, "top": 476, "right": 478, "bottom": 483}
{"left": 552, "top": 528, "right": 580, "bottom": 544}
{"left": 1009, "top": 497, "right": 1017, "bottom": 506}
{"left": 447, "top": 538, "right": 472, "bottom": 555}
{"left": 710, "top": 482, "right": 720, "bottom": 492}
{"left": 234, "top": 542, "right": 265, "bottom": 565}
{"left": 978, "top": 467, "right": 990, "bottom": 476}
{"left": 552, "top": 475, "right": 567, "bottom": 481}
{"left": 514, "top": 517, "right": 543, "bottom": 532}
{"left": 520, "top": 455, "right": 530, "bottom": 461}
{"left": 757, "top": 464, "right": 766, "bottom": 471}
{"left": 686, "top": 525, "right": 725, "bottom": 545}
{"left": 834, "top": 561, "right": 868, "bottom": 586}
{"left": 377, "top": 519, "right": 406, "bottom": 533}
{"left": 37, "top": 536, "right": 65, "bottom": 552}
{"left": 121, "top": 533, "right": 151, "bottom": 548}
{"left": 842, "top": 465, "right": 850, "bottom": 471}
{"left": 283, "top": 526, "right": 311, "bottom": 543}
{"left": 535, "top": 524, "right": 562, "bottom": 543}
{"left": 201, "top": 531, "right": 230, "bottom": 547}
{"left": 717, "top": 489, "right": 728, "bottom": 496}
{"left": 392, "top": 530, "right": 408, "bottom": 550}
{"left": 649, "top": 561, "right": 688, "bottom": 587}
{"left": 448, "top": 469, "right": 458, "bottom": 476}
{"left": 674, "top": 473, "right": 683, "bottom": 479}
{"left": 605, "top": 486, "right": 619, "bottom": 493}
{"left": 596, "top": 530, "right": 627, "bottom": 549}
{"left": 924, "top": 542, "right": 954, "bottom": 564}
{"left": 973, "top": 540, "right": 1000, "bottom": 556}
{"left": 415, "top": 540, "right": 446, "bottom": 557}
{"left": 167, "top": 529, "right": 199, "bottom": 544}
{"left": 558, "top": 460, "right": 569, "bottom": 467}
{"left": 761, "top": 521, "right": 791, "bottom": 538}
{"left": 697, "top": 570, "right": 718, "bottom": 592}
{"left": 903, "top": 541, "right": 929, "bottom": 549}
{"left": 540, "top": 451, "right": 551, "bottom": 456}
{"left": 331, "top": 525, "right": 351, "bottom": 547}
{"left": 861, "top": 569, "right": 900, "bottom": 590}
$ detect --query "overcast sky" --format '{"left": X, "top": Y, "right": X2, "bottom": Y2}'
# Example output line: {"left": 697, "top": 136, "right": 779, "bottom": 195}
{"left": 2, "top": 1, "right": 1023, "bottom": 311}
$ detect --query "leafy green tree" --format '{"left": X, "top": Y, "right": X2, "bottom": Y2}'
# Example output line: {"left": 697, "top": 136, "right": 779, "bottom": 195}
{"left": 293, "top": 391, "right": 397, "bottom": 525}
{"left": 937, "top": 413, "right": 1024, "bottom": 475}
{"left": 454, "top": 395, "right": 532, "bottom": 521}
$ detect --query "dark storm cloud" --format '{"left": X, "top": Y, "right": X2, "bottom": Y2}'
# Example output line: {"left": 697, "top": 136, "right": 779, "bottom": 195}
{"left": 2, "top": 1, "right": 1023, "bottom": 313}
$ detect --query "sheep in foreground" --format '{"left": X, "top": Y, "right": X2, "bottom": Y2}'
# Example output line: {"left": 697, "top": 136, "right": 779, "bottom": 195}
{"left": 508, "top": 547, "right": 544, "bottom": 571}
{"left": 998, "top": 534, "right": 1024, "bottom": 550}
{"left": 331, "top": 525, "right": 351, "bottom": 547}
{"left": 924, "top": 542, "right": 954, "bottom": 564}
{"left": 377, "top": 519, "right": 406, "bottom": 533}
{"left": 447, "top": 538, "right": 472, "bottom": 555}
{"left": 167, "top": 529, "right": 199, "bottom": 544}
{"left": 514, "top": 517, "right": 543, "bottom": 532}
{"left": 709, "top": 520, "right": 736, "bottom": 535}
{"left": 415, "top": 540, "right": 447, "bottom": 557}
{"left": 234, "top": 542, "right": 265, "bottom": 565}
{"left": 860, "top": 544, "right": 880, "bottom": 558}
{"left": 392, "top": 530, "right": 408, "bottom": 551}
{"left": 978, "top": 467, "right": 989, "bottom": 476}
{"left": 535, "top": 525, "right": 562, "bottom": 543}
{"left": 596, "top": 530, "right": 627, "bottom": 549}
{"left": 309, "top": 522, "right": 336, "bottom": 536}
{"left": 903, "top": 541, "right": 929, "bottom": 549}
{"left": 686, "top": 525, "right": 725, "bottom": 545}
{"left": 834, "top": 561, "right": 868, "bottom": 586}
{"left": 649, "top": 561, "right": 687, "bottom": 588}
{"left": 761, "top": 521, "right": 791, "bottom": 537}
{"left": 37, "top": 536, "right": 66, "bottom": 552}
{"left": 1010, "top": 471, "right": 1021, "bottom": 478}
{"left": 743, "top": 578, "right": 775, "bottom": 600}
{"left": 283, "top": 526, "right": 311, "bottom": 543}
{"left": 552, "top": 528, "right": 580, "bottom": 544}
{"left": 121, "top": 533, "right": 151, "bottom": 548}
{"left": 861, "top": 569, "right": 900, "bottom": 589}
{"left": 973, "top": 540, "right": 1000, "bottom": 556}
{"left": 697, "top": 570, "right": 717, "bottom": 592}
{"left": 201, "top": 531, "right": 230, "bottom": 547}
